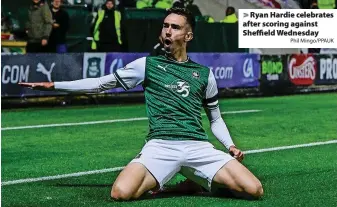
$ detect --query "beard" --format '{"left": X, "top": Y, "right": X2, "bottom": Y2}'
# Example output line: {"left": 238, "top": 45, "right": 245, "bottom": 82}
{"left": 52, "top": 5, "right": 60, "bottom": 10}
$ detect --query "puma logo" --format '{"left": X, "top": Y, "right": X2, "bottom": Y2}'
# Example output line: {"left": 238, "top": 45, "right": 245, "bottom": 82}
{"left": 36, "top": 63, "right": 55, "bottom": 82}
{"left": 157, "top": 64, "right": 169, "bottom": 71}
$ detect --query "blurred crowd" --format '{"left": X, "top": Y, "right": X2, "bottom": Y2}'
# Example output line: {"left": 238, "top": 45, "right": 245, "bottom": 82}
{"left": 25, "top": 0, "right": 69, "bottom": 53}
{"left": 2, "top": 0, "right": 336, "bottom": 54}
{"left": 2, "top": 0, "right": 239, "bottom": 54}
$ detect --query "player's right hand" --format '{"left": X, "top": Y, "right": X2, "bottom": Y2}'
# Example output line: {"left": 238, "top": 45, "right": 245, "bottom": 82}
{"left": 18, "top": 82, "right": 55, "bottom": 90}
{"left": 229, "top": 146, "right": 244, "bottom": 162}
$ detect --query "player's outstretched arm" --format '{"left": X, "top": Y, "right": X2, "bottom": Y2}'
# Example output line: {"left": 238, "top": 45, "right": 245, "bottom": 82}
{"left": 18, "top": 57, "right": 147, "bottom": 93}
{"left": 18, "top": 73, "right": 119, "bottom": 93}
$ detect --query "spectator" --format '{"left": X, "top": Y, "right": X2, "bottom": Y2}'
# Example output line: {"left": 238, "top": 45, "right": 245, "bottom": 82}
{"left": 310, "top": 0, "right": 319, "bottom": 8}
{"left": 91, "top": 0, "right": 122, "bottom": 52}
{"left": 48, "top": 0, "right": 69, "bottom": 53}
{"left": 172, "top": 0, "right": 184, "bottom": 8}
{"left": 203, "top": 15, "right": 215, "bottom": 23}
{"left": 317, "top": 0, "right": 335, "bottom": 8}
{"left": 136, "top": 0, "right": 153, "bottom": 8}
{"left": 1, "top": 12, "right": 11, "bottom": 33}
{"left": 220, "top": 6, "right": 238, "bottom": 23}
{"left": 118, "top": 0, "right": 136, "bottom": 9}
{"left": 25, "top": 0, "right": 53, "bottom": 53}
{"left": 155, "top": 0, "right": 173, "bottom": 9}
{"left": 185, "top": 0, "right": 202, "bottom": 17}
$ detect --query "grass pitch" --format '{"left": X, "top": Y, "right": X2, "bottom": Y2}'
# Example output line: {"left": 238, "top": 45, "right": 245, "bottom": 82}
{"left": 2, "top": 93, "right": 337, "bottom": 206}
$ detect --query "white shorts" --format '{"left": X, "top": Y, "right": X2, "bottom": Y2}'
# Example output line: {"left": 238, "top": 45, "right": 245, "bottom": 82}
{"left": 130, "top": 139, "right": 234, "bottom": 191}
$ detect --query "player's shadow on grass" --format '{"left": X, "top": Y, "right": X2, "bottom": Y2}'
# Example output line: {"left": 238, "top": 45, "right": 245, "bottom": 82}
{"left": 53, "top": 183, "right": 244, "bottom": 201}
{"left": 140, "top": 185, "right": 242, "bottom": 201}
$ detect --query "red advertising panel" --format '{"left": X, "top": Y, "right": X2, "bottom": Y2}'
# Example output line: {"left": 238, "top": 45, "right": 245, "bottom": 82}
{"left": 288, "top": 54, "right": 317, "bottom": 86}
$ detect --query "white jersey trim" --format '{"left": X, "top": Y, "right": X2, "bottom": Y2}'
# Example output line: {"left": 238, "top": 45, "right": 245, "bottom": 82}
{"left": 113, "top": 57, "right": 146, "bottom": 90}
{"left": 204, "top": 69, "right": 218, "bottom": 100}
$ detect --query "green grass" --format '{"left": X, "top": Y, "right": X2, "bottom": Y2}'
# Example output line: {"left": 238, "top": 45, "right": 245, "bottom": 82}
{"left": 2, "top": 93, "right": 337, "bottom": 206}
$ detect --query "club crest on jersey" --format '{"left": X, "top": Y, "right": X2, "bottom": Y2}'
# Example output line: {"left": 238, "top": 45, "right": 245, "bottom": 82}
{"left": 165, "top": 80, "right": 190, "bottom": 97}
{"left": 192, "top": 71, "right": 200, "bottom": 78}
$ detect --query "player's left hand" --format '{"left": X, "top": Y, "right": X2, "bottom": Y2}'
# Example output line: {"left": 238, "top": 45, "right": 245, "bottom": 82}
{"left": 229, "top": 146, "right": 244, "bottom": 162}
{"left": 18, "top": 82, "right": 55, "bottom": 90}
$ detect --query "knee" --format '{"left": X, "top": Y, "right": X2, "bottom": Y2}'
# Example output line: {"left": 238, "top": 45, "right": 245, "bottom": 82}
{"left": 111, "top": 185, "right": 134, "bottom": 201}
{"left": 254, "top": 182, "right": 264, "bottom": 198}
{"left": 247, "top": 181, "right": 264, "bottom": 199}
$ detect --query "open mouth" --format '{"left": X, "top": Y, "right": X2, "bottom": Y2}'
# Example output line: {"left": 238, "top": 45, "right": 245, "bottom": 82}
{"left": 164, "top": 39, "right": 172, "bottom": 47}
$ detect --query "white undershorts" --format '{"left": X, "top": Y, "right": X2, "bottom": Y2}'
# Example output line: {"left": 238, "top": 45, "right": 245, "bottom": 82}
{"left": 130, "top": 139, "right": 235, "bottom": 191}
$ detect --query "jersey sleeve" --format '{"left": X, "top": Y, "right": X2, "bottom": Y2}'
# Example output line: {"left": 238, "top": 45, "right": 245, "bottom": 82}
{"left": 113, "top": 57, "right": 146, "bottom": 90}
{"left": 203, "top": 69, "right": 219, "bottom": 110}
{"left": 203, "top": 70, "right": 235, "bottom": 149}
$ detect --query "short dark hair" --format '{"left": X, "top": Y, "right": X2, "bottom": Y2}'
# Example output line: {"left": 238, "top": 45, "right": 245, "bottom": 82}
{"left": 166, "top": 7, "right": 195, "bottom": 31}
{"left": 105, "top": 0, "right": 114, "bottom": 4}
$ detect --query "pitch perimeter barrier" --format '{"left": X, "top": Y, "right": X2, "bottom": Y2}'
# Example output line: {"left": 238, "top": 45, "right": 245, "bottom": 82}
{"left": 259, "top": 54, "right": 337, "bottom": 94}
{"left": 2, "top": 53, "right": 336, "bottom": 98}
{"left": 1, "top": 54, "right": 83, "bottom": 97}
{"left": 287, "top": 54, "right": 337, "bottom": 86}
{"left": 1, "top": 53, "right": 261, "bottom": 97}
